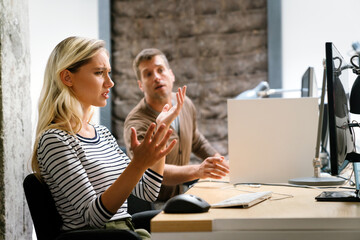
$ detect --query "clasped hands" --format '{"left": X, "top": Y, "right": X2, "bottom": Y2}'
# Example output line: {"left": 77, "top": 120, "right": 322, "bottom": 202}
{"left": 130, "top": 86, "right": 187, "bottom": 168}
{"left": 197, "top": 155, "right": 230, "bottom": 180}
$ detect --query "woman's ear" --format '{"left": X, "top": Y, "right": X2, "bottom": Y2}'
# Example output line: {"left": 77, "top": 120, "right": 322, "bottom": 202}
{"left": 60, "top": 69, "right": 73, "bottom": 87}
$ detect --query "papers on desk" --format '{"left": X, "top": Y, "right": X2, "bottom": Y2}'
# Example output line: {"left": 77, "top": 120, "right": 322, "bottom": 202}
{"left": 211, "top": 191, "right": 272, "bottom": 208}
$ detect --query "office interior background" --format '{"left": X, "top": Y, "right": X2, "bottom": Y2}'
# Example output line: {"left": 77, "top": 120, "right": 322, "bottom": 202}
{"left": 29, "top": 0, "right": 360, "bottom": 161}
{"left": 0, "top": 0, "right": 359, "bottom": 239}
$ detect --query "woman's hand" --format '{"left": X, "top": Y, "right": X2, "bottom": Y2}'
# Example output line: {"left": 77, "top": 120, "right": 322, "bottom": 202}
{"left": 102, "top": 123, "right": 175, "bottom": 214}
{"left": 130, "top": 123, "right": 177, "bottom": 170}
{"left": 156, "top": 86, "right": 187, "bottom": 127}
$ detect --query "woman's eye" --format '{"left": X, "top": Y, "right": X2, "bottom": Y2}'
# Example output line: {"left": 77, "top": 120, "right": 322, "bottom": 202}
{"left": 95, "top": 71, "right": 103, "bottom": 75}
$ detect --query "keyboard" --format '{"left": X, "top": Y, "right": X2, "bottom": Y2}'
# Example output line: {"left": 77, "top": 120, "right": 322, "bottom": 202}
{"left": 211, "top": 191, "right": 272, "bottom": 208}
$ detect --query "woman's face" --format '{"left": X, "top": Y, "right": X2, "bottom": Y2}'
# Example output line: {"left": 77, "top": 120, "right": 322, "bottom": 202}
{"left": 69, "top": 49, "right": 114, "bottom": 109}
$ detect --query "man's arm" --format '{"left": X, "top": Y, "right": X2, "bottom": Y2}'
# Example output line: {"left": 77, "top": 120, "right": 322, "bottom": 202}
{"left": 185, "top": 97, "right": 218, "bottom": 159}
{"left": 162, "top": 156, "right": 229, "bottom": 186}
{"left": 159, "top": 97, "right": 229, "bottom": 186}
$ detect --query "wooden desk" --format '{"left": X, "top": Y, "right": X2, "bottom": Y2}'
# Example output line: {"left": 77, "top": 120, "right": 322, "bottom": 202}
{"left": 151, "top": 180, "right": 360, "bottom": 240}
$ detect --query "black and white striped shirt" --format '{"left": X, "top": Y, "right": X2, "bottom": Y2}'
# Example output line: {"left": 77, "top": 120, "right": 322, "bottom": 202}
{"left": 37, "top": 124, "right": 163, "bottom": 230}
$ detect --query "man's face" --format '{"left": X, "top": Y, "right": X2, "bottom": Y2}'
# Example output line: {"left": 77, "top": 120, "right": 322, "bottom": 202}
{"left": 137, "top": 55, "right": 175, "bottom": 102}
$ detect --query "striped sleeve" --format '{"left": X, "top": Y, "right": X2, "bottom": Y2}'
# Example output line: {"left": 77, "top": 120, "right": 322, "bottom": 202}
{"left": 37, "top": 130, "right": 114, "bottom": 229}
{"left": 132, "top": 168, "right": 163, "bottom": 202}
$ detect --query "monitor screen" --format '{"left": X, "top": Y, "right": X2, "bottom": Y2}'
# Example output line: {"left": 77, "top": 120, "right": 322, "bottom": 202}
{"left": 325, "top": 42, "right": 355, "bottom": 176}
{"left": 301, "top": 67, "right": 318, "bottom": 97}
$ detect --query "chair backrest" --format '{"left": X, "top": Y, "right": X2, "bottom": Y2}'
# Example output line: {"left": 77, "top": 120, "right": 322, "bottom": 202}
{"left": 127, "top": 194, "right": 155, "bottom": 215}
{"left": 23, "top": 173, "right": 62, "bottom": 240}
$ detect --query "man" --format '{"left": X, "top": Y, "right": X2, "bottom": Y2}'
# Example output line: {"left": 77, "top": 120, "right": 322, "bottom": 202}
{"left": 124, "top": 48, "right": 229, "bottom": 202}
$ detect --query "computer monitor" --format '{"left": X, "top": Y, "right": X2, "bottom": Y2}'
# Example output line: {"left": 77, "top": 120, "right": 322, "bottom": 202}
{"left": 316, "top": 42, "right": 360, "bottom": 201}
{"left": 326, "top": 43, "right": 355, "bottom": 175}
{"left": 301, "top": 67, "right": 318, "bottom": 97}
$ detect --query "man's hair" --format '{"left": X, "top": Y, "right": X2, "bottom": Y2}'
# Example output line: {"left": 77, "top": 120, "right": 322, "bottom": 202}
{"left": 133, "top": 48, "right": 170, "bottom": 80}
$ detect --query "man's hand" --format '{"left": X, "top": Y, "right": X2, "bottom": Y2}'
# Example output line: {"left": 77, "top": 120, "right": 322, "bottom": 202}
{"left": 156, "top": 86, "right": 186, "bottom": 127}
{"left": 196, "top": 156, "right": 230, "bottom": 179}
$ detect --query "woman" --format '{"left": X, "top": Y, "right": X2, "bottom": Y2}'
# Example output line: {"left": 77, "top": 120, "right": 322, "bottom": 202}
{"left": 31, "top": 36, "right": 186, "bottom": 239}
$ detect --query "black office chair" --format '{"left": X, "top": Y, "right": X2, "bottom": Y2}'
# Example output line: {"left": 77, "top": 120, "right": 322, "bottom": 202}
{"left": 127, "top": 194, "right": 156, "bottom": 215}
{"left": 23, "top": 173, "right": 145, "bottom": 240}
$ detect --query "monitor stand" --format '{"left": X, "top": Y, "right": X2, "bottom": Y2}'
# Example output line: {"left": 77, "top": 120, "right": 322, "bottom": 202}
{"left": 288, "top": 155, "right": 345, "bottom": 186}
{"left": 315, "top": 162, "right": 360, "bottom": 202}
{"left": 288, "top": 65, "right": 345, "bottom": 187}
{"left": 288, "top": 176, "right": 345, "bottom": 186}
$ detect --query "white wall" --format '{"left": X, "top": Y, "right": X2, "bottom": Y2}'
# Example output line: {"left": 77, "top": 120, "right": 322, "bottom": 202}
{"left": 282, "top": 0, "right": 360, "bottom": 96}
{"left": 281, "top": 0, "right": 360, "bottom": 150}
{"left": 28, "top": 0, "right": 99, "bottom": 139}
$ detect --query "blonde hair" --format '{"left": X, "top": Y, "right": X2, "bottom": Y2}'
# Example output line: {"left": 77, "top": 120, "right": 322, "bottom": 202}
{"left": 31, "top": 36, "right": 106, "bottom": 178}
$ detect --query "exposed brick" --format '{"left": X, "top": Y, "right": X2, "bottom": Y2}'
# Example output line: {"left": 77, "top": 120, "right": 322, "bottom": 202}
{"left": 194, "top": 0, "right": 221, "bottom": 15}
{"left": 111, "top": 0, "right": 268, "bottom": 156}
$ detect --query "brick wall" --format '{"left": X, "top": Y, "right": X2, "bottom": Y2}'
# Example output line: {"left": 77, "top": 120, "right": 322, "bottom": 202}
{"left": 111, "top": 0, "right": 268, "bottom": 160}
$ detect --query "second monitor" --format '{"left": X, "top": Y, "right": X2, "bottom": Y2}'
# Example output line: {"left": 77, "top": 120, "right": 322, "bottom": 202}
{"left": 228, "top": 97, "right": 318, "bottom": 184}
{"left": 301, "top": 66, "right": 318, "bottom": 98}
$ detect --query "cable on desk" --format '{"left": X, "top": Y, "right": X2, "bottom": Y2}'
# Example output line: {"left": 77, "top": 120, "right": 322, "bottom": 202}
{"left": 192, "top": 178, "right": 356, "bottom": 202}
{"left": 269, "top": 192, "right": 294, "bottom": 201}
{"left": 233, "top": 182, "right": 357, "bottom": 190}
{"left": 338, "top": 170, "right": 355, "bottom": 187}
{"left": 234, "top": 182, "right": 313, "bottom": 188}
{"left": 194, "top": 179, "right": 356, "bottom": 191}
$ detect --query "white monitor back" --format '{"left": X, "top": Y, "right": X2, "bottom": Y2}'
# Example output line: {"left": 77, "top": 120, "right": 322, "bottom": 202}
{"left": 228, "top": 98, "right": 318, "bottom": 184}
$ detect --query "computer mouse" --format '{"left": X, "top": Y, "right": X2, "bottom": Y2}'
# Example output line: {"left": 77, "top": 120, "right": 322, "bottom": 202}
{"left": 163, "top": 194, "right": 210, "bottom": 213}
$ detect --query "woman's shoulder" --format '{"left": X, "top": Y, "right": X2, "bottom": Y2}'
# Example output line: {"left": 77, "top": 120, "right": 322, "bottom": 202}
{"left": 38, "top": 128, "right": 77, "bottom": 147}
{"left": 40, "top": 128, "right": 70, "bottom": 138}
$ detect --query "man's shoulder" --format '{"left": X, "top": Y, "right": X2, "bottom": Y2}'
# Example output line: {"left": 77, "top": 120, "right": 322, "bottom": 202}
{"left": 126, "top": 99, "right": 145, "bottom": 117}
{"left": 125, "top": 98, "right": 155, "bottom": 126}
{"left": 184, "top": 95, "right": 194, "bottom": 106}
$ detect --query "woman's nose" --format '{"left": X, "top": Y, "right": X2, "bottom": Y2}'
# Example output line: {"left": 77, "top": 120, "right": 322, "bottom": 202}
{"left": 105, "top": 75, "right": 114, "bottom": 88}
